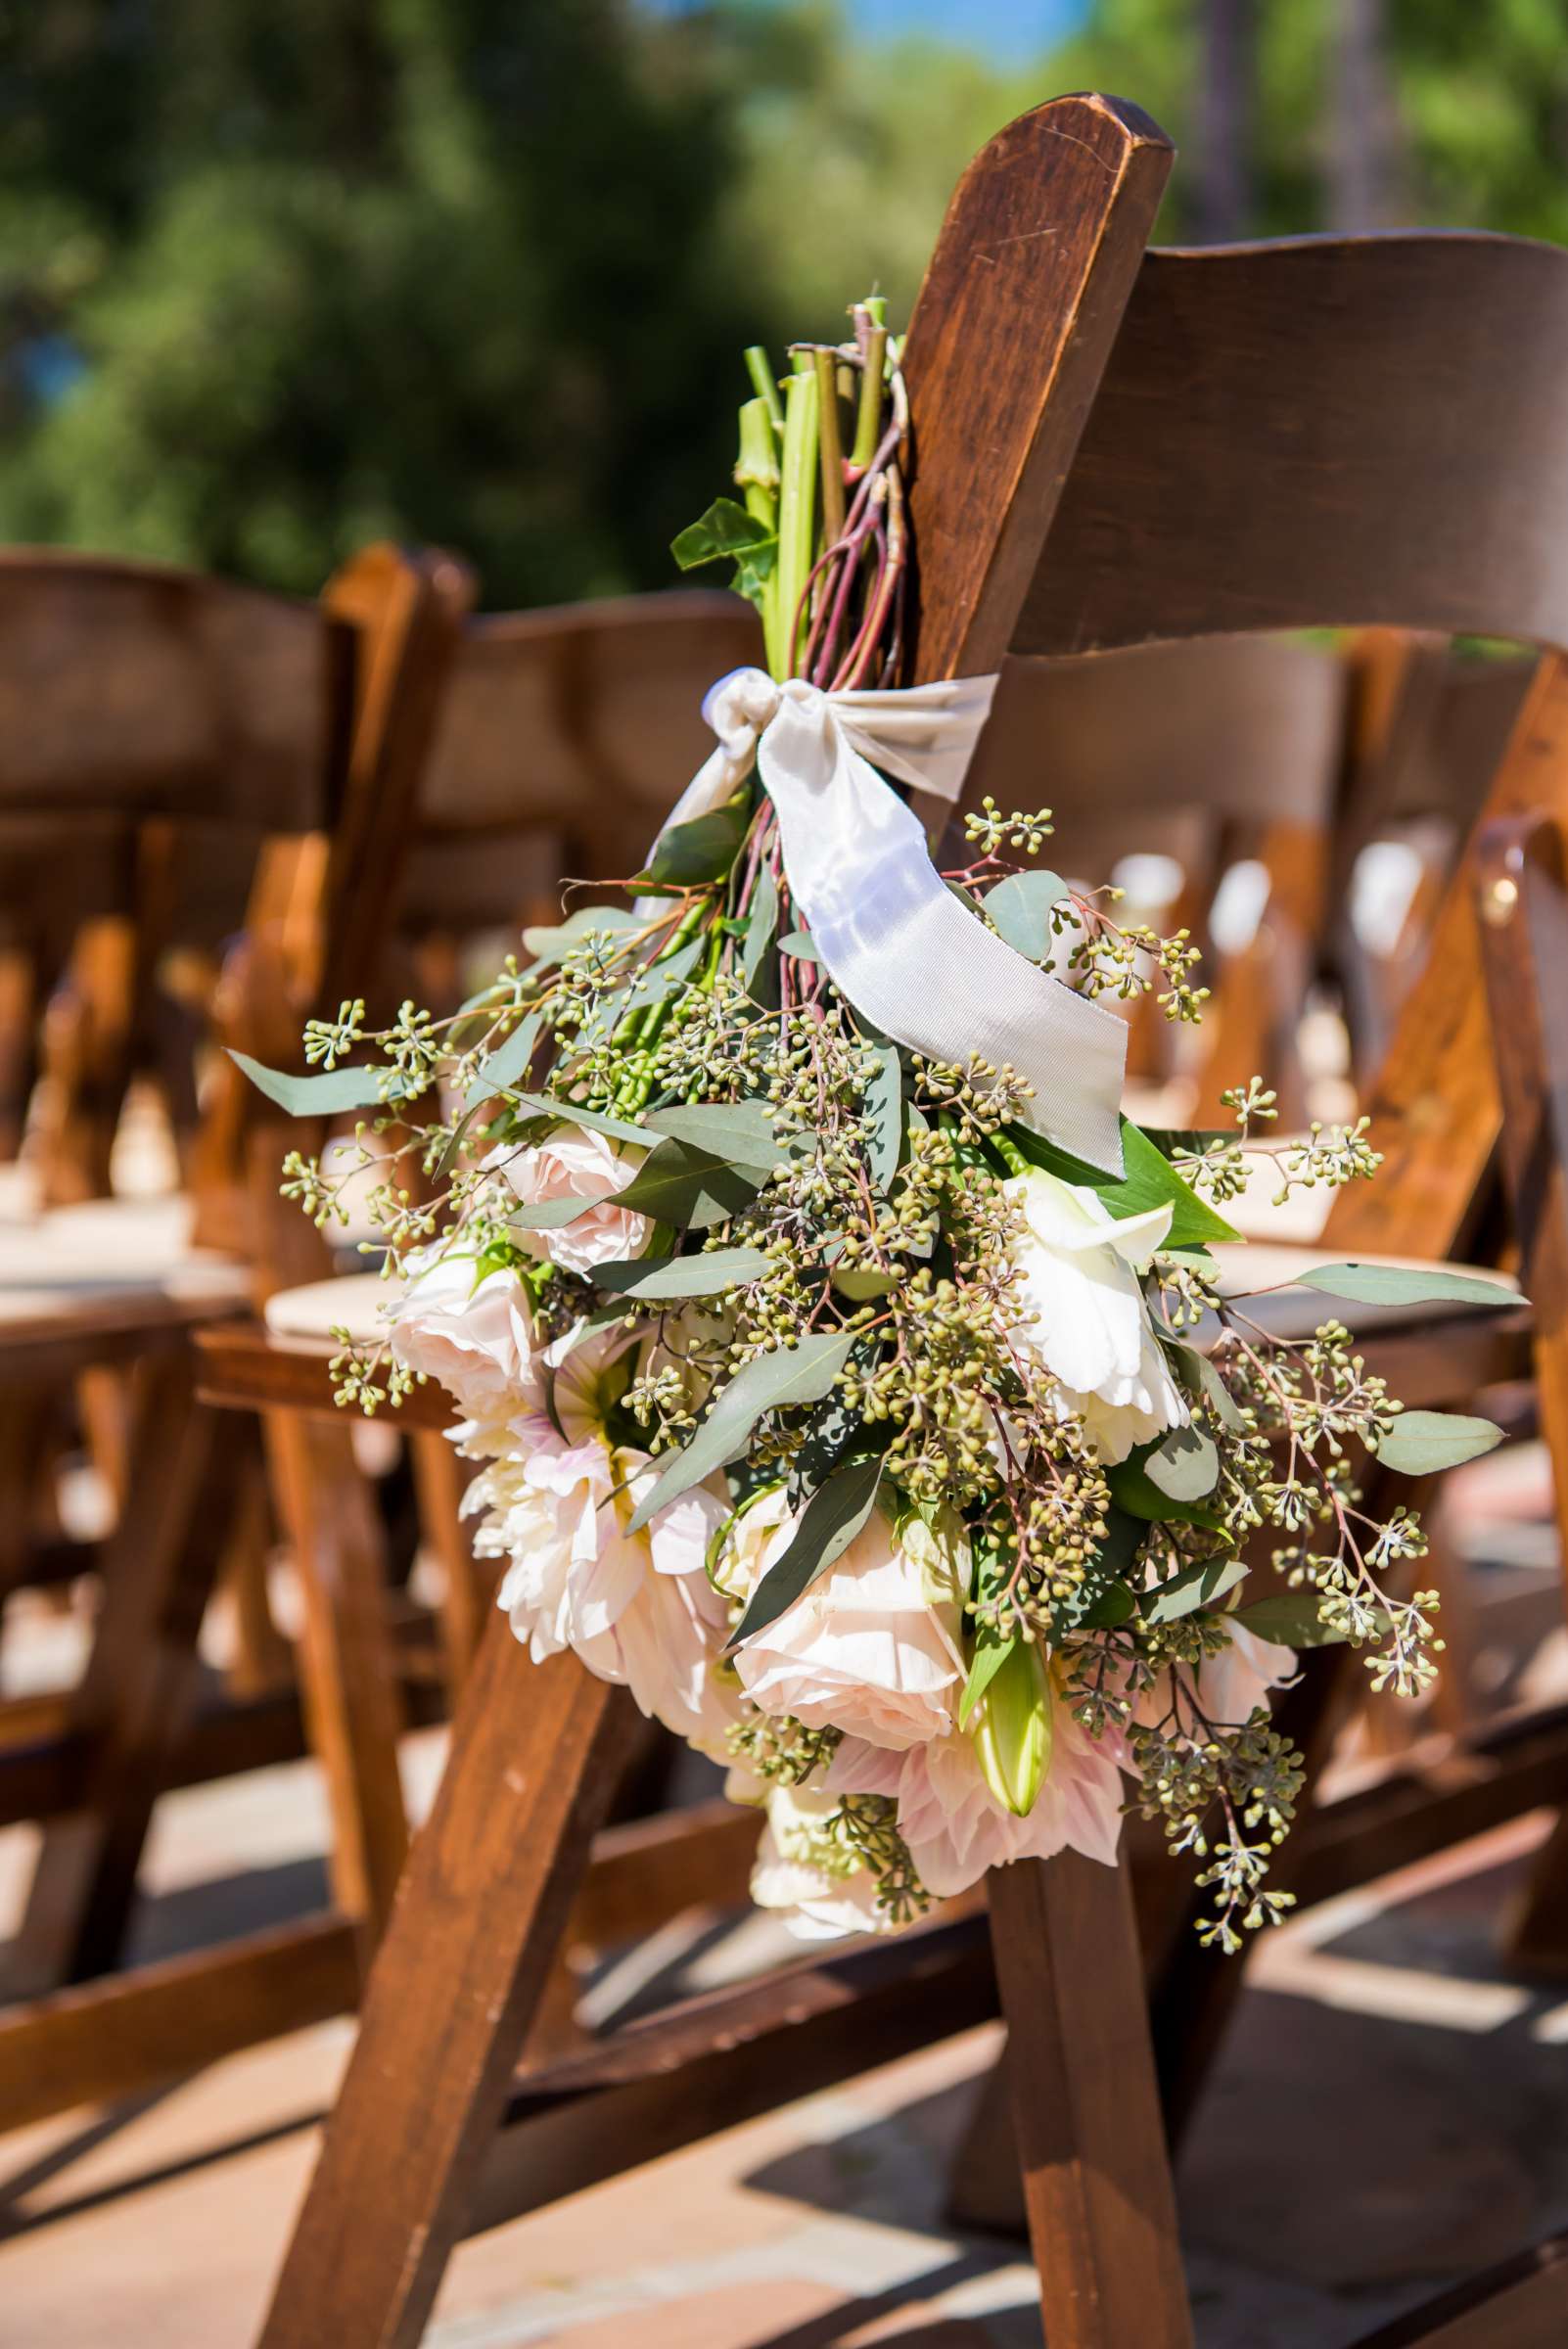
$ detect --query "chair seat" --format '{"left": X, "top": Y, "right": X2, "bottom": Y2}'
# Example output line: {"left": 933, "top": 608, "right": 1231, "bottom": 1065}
{"left": 263, "top": 1271, "right": 402, "bottom": 1348}
{"left": 0, "top": 1193, "right": 251, "bottom": 1352}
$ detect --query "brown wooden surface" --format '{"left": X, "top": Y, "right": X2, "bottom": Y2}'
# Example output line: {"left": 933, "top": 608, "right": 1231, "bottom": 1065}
{"left": 262, "top": 1412, "right": 410, "bottom": 1958}
{"left": 989, "top": 1856, "right": 1192, "bottom": 2349}
{"left": 0, "top": 1914, "right": 359, "bottom": 2138}
{"left": 1353, "top": 2236, "right": 1568, "bottom": 2349}
{"left": 1021, "top": 236, "right": 1568, "bottom": 658}
{"left": 1474, "top": 811, "right": 1568, "bottom": 1968}
{"left": 0, "top": 1350, "right": 226, "bottom": 1997}
{"left": 258, "top": 1629, "right": 637, "bottom": 2349}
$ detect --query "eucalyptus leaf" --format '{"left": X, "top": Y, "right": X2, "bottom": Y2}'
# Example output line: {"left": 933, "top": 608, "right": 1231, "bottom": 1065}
{"left": 1374, "top": 1409, "right": 1505, "bottom": 1474}
{"left": 229, "top": 1049, "right": 393, "bottom": 1117}
{"left": 727, "top": 1451, "right": 885, "bottom": 1646}
{"left": 627, "top": 1325, "right": 858, "bottom": 1532}
{"left": 463, "top": 1010, "right": 541, "bottom": 1106}
{"left": 593, "top": 1246, "right": 771, "bottom": 1300}
{"left": 509, "top": 1195, "right": 601, "bottom": 1233}
{"left": 1233, "top": 1591, "right": 1351, "bottom": 1648}
{"left": 613, "top": 1136, "right": 761, "bottom": 1229}
{"left": 777, "top": 930, "right": 817, "bottom": 961}
{"left": 1005, "top": 1117, "right": 1240, "bottom": 1250}
{"left": 501, "top": 1091, "right": 650, "bottom": 1146}
{"left": 983, "top": 869, "right": 1069, "bottom": 962}
{"left": 634, "top": 791, "right": 752, "bottom": 890}
{"left": 1177, "top": 1345, "right": 1247, "bottom": 1433}
{"left": 1108, "top": 1441, "right": 1228, "bottom": 1528}
{"left": 1144, "top": 1424, "right": 1221, "bottom": 1502}
{"left": 1141, "top": 1551, "right": 1248, "bottom": 1624}
{"left": 522, "top": 904, "right": 641, "bottom": 968}
{"left": 644, "top": 1098, "right": 784, "bottom": 1173}
{"left": 606, "top": 935, "right": 706, "bottom": 1029}
{"left": 1290, "top": 1262, "right": 1521, "bottom": 1312}
{"left": 865, "top": 1041, "right": 902, "bottom": 1190}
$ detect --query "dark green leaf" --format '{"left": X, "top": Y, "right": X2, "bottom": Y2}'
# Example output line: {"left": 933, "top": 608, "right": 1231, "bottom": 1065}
{"left": 958, "top": 1631, "right": 1019, "bottom": 1727}
{"left": 634, "top": 791, "right": 753, "bottom": 890}
{"left": 612, "top": 1136, "right": 761, "bottom": 1229}
{"left": 1374, "top": 1409, "right": 1505, "bottom": 1474}
{"left": 1005, "top": 1117, "right": 1240, "bottom": 1249}
{"left": 983, "top": 869, "right": 1069, "bottom": 961}
{"left": 1141, "top": 1551, "right": 1248, "bottom": 1624}
{"left": 727, "top": 1451, "right": 885, "bottom": 1645}
{"left": 740, "top": 864, "right": 780, "bottom": 1007}
{"left": 627, "top": 1326, "right": 858, "bottom": 1531}
{"left": 229, "top": 1049, "right": 393, "bottom": 1116}
{"left": 593, "top": 1246, "right": 771, "bottom": 1300}
{"left": 671, "top": 496, "right": 773, "bottom": 571}
{"left": 1291, "top": 1262, "right": 1522, "bottom": 1312}
{"left": 1144, "top": 1424, "right": 1221, "bottom": 1502}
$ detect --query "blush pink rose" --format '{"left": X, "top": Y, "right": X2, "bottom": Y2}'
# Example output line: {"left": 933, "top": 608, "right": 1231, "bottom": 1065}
{"left": 388, "top": 1248, "right": 544, "bottom": 1425}
{"left": 497, "top": 1125, "right": 651, "bottom": 1277}
{"left": 826, "top": 1693, "right": 1130, "bottom": 1903}
{"left": 731, "top": 1509, "right": 965, "bottom": 1751}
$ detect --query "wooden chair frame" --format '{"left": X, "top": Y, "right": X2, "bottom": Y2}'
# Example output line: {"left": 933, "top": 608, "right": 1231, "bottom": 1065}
{"left": 190, "top": 93, "right": 1568, "bottom": 2349}
{"left": 0, "top": 543, "right": 473, "bottom": 2126}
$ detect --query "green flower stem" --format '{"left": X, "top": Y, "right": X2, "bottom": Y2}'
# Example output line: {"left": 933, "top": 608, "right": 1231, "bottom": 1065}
{"left": 736, "top": 396, "right": 782, "bottom": 673}
{"left": 849, "top": 325, "right": 888, "bottom": 476}
{"left": 991, "top": 1130, "right": 1032, "bottom": 1177}
{"left": 744, "top": 345, "right": 784, "bottom": 437}
{"left": 775, "top": 366, "right": 820, "bottom": 679}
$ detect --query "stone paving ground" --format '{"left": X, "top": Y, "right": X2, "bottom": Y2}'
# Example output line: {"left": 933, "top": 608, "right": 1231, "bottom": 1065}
{"left": 2, "top": 1451, "right": 1567, "bottom": 2346}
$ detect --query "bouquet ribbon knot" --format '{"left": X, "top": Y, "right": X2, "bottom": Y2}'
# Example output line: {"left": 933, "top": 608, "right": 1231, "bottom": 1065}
{"left": 656, "top": 665, "right": 1128, "bottom": 1174}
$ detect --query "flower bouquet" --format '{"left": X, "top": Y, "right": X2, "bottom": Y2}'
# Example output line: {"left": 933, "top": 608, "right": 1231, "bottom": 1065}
{"left": 246, "top": 306, "right": 1513, "bottom": 1952}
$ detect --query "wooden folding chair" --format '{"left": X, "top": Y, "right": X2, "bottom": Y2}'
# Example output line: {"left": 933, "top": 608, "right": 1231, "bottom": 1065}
{"left": 0, "top": 542, "right": 471, "bottom": 2128}
{"left": 219, "top": 93, "right": 1568, "bottom": 2349}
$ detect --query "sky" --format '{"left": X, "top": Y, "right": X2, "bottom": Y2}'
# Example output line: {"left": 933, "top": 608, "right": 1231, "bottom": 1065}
{"left": 644, "top": 1, "right": 1091, "bottom": 67}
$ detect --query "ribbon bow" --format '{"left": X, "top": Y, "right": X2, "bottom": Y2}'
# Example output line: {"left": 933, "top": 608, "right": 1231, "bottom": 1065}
{"left": 653, "top": 666, "right": 1127, "bottom": 1174}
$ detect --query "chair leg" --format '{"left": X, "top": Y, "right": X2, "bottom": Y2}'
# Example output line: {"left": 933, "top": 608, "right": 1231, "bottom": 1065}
{"left": 407, "top": 1429, "right": 484, "bottom": 1699}
{"left": 262, "top": 1411, "right": 410, "bottom": 1959}
{"left": 0, "top": 1348, "right": 226, "bottom": 1996}
{"left": 989, "top": 1853, "right": 1193, "bottom": 2349}
{"left": 258, "top": 1620, "right": 635, "bottom": 2349}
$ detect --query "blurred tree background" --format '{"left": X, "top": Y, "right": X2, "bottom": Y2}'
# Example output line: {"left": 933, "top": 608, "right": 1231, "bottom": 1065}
{"left": 1, "top": 0, "right": 1566, "bottom": 608}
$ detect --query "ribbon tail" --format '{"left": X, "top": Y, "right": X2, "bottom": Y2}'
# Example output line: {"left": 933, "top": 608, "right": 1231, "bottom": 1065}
{"left": 757, "top": 700, "right": 1127, "bottom": 1175}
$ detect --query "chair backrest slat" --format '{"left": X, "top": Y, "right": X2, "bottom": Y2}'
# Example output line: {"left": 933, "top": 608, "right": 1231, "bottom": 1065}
{"left": 1019, "top": 234, "right": 1568, "bottom": 659}
{"left": 0, "top": 554, "right": 348, "bottom": 832}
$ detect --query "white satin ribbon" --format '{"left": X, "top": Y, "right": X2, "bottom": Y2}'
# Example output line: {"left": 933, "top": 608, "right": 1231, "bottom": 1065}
{"left": 654, "top": 667, "right": 1128, "bottom": 1174}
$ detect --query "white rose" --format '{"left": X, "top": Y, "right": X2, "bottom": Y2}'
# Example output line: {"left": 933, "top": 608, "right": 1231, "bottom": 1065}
{"left": 388, "top": 1249, "right": 543, "bottom": 1425}
{"left": 1006, "top": 1167, "right": 1187, "bottom": 1462}
{"left": 731, "top": 1506, "right": 966, "bottom": 1751}
{"left": 750, "top": 1782, "right": 894, "bottom": 1941}
{"left": 498, "top": 1124, "right": 651, "bottom": 1277}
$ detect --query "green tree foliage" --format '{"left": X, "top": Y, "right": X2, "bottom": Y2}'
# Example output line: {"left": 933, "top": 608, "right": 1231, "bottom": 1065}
{"left": 0, "top": 1, "right": 766, "bottom": 603}
{"left": 2, "top": 1, "right": 1567, "bottom": 605}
